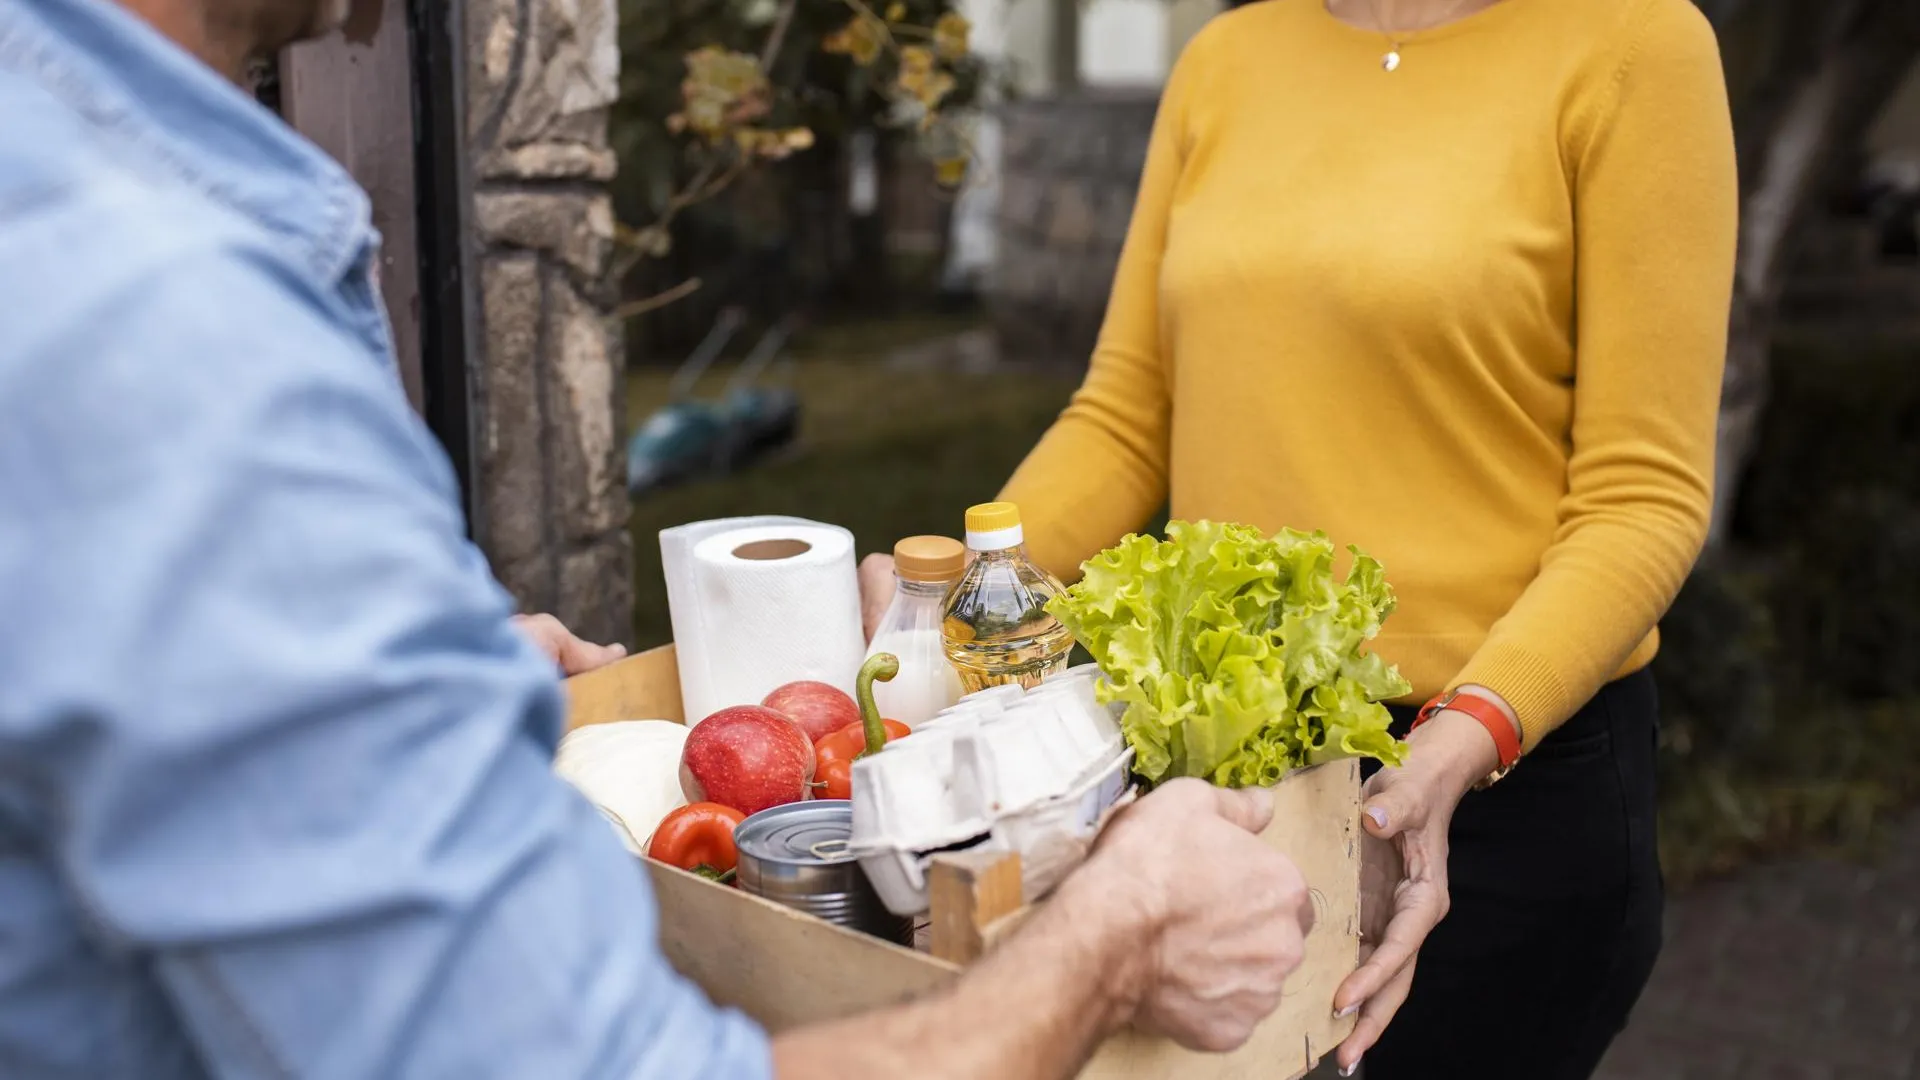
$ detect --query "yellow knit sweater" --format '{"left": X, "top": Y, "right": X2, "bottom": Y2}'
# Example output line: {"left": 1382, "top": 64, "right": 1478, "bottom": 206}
{"left": 1001, "top": 0, "right": 1738, "bottom": 750}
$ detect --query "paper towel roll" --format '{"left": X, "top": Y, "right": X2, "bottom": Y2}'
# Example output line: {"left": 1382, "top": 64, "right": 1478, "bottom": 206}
{"left": 661, "top": 517, "right": 868, "bottom": 725}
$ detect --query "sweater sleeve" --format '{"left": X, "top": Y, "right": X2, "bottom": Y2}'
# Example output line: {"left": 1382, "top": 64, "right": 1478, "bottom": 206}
{"left": 1450, "top": 0, "right": 1738, "bottom": 750}
{"left": 996, "top": 32, "right": 1209, "bottom": 582}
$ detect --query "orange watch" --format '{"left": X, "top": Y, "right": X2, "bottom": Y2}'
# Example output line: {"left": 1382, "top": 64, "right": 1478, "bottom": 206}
{"left": 1413, "top": 689, "right": 1522, "bottom": 789}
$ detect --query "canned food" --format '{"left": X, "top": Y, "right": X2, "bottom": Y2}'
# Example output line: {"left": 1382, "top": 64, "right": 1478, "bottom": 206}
{"left": 734, "top": 800, "right": 915, "bottom": 946}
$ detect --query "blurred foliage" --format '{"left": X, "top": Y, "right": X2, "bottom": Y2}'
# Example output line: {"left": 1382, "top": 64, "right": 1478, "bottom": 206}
{"left": 1736, "top": 344, "right": 1920, "bottom": 546}
{"left": 611, "top": 0, "right": 991, "bottom": 315}
{"left": 1655, "top": 344, "right": 1920, "bottom": 885}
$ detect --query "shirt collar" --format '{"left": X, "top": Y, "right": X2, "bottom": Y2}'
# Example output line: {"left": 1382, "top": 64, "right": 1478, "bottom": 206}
{"left": 0, "top": 0, "right": 372, "bottom": 284}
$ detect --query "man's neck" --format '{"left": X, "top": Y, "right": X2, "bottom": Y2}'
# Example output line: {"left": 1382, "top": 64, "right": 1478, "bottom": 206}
{"left": 114, "top": 0, "right": 259, "bottom": 83}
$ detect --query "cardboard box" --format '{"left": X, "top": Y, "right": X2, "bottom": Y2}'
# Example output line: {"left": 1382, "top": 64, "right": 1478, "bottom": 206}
{"left": 565, "top": 646, "right": 1360, "bottom": 1079}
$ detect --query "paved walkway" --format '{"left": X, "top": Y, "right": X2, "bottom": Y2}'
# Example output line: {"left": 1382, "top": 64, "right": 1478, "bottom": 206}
{"left": 1597, "top": 811, "right": 1920, "bottom": 1079}
{"left": 1310, "top": 811, "right": 1920, "bottom": 1079}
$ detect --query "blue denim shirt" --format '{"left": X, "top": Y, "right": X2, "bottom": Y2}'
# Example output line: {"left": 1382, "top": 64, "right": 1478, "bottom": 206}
{"left": 0, "top": 2, "right": 772, "bottom": 1077}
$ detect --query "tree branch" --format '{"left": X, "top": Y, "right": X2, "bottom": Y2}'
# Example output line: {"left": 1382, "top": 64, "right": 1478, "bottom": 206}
{"left": 1707, "top": 0, "right": 1920, "bottom": 549}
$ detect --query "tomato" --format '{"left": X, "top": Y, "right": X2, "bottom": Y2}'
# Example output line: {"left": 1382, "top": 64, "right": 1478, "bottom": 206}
{"left": 646, "top": 802, "right": 746, "bottom": 877}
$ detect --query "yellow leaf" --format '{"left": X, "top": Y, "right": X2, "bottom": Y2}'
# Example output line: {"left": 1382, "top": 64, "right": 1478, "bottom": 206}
{"left": 823, "top": 15, "right": 885, "bottom": 65}
{"left": 934, "top": 156, "right": 967, "bottom": 187}
{"left": 899, "top": 44, "right": 934, "bottom": 77}
{"left": 630, "top": 226, "right": 673, "bottom": 257}
{"left": 933, "top": 12, "right": 971, "bottom": 61}
{"left": 885, "top": 2, "right": 906, "bottom": 21}
{"left": 678, "top": 46, "right": 769, "bottom": 141}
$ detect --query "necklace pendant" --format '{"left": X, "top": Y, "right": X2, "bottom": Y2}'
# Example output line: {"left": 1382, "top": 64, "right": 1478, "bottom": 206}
{"left": 1382, "top": 50, "right": 1402, "bottom": 72}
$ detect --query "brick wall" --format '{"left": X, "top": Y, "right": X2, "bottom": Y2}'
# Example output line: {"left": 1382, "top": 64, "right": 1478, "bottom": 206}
{"left": 464, "top": 0, "right": 634, "bottom": 646}
{"left": 988, "top": 90, "right": 1158, "bottom": 366}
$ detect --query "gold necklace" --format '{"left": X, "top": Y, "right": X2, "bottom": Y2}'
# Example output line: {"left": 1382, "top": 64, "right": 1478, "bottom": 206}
{"left": 1360, "top": 0, "right": 1477, "bottom": 72}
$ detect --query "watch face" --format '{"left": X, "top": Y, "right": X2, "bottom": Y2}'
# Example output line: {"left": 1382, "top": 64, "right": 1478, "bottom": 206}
{"left": 1474, "top": 762, "right": 1517, "bottom": 791}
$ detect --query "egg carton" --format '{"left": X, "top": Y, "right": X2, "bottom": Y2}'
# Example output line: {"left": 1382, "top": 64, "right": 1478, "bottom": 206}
{"left": 848, "top": 666, "right": 1132, "bottom": 918}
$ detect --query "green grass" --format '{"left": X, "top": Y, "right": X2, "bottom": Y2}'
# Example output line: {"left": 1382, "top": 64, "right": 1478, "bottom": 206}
{"left": 1657, "top": 699, "right": 1920, "bottom": 886}
{"left": 625, "top": 317, "right": 1078, "bottom": 647}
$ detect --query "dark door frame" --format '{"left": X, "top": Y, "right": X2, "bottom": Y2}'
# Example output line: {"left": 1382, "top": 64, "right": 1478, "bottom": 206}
{"left": 272, "top": 1, "right": 480, "bottom": 532}
{"left": 409, "top": 0, "right": 480, "bottom": 534}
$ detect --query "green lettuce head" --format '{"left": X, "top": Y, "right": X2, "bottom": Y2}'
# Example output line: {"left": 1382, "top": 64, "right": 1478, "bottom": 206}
{"left": 1046, "top": 521, "right": 1411, "bottom": 787}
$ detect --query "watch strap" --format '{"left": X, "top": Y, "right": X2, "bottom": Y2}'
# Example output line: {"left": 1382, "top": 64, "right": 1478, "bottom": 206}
{"left": 1414, "top": 690, "right": 1522, "bottom": 772}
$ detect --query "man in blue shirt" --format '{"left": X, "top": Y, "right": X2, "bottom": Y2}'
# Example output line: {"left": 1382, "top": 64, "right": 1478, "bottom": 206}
{"left": 0, "top": 1, "right": 1319, "bottom": 1077}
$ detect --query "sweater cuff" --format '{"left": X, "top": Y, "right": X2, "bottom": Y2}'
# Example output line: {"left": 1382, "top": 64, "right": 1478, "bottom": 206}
{"left": 1448, "top": 641, "right": 1577, "bottom": 755}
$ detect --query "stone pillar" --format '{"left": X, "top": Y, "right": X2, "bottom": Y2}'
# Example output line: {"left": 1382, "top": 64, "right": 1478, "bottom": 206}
{"left": 464, "top": 0, "right": 633, "bottom": 646}
{"left": 989, "top": 90, "right": 1158, "bottom": 367}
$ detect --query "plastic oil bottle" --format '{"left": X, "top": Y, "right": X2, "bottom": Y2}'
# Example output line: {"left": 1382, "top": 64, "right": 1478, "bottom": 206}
{"left": 941, "top": 502, "right": 1075, "bottom": 692}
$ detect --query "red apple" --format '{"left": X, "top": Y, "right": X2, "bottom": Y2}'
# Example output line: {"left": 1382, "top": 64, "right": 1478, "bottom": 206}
{"left": 680, "top": 705, "right": 817, "bottom": 816}
{"left": 760, "top": 680, "right": 861, "bottom": 743}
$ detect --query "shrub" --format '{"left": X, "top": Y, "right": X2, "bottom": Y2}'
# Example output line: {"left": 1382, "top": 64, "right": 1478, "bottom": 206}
{"left": 1654, "top": 341, "right": 1920, "bottom": 883}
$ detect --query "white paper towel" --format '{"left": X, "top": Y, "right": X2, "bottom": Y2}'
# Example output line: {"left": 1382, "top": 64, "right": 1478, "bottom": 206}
{"left": 661, "top": 516, "right": 868, "bottom": 726}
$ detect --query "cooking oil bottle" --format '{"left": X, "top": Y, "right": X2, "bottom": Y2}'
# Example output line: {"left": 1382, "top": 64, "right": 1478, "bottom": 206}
{"left": 942, "top": 502, "right": 1075, "bottom": 692}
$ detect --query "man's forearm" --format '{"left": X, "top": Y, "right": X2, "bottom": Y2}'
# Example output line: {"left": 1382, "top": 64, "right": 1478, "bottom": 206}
{"left": 770, "top": 875, "right": 1144, "bottom": 1080}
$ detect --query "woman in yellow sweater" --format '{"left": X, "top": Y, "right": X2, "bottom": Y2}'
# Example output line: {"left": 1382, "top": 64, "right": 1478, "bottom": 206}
{"left": 869, "top": 0, "right": 1735, "bottom": 1074}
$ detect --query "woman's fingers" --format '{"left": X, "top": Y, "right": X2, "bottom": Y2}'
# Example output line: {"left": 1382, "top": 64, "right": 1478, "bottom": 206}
{"left": 1334, "top": 957, "right": 1417, "bottom": 1075}
{"left": 556, "top": 635, "right": 626, "bottom": 676}
{"left": 1333, "top": 879, "right": 1445, "bottom": 1015}
{"left": 513, "top": 613, "right": 628, "bottom": 676}
{"left": 857, "top": 554, "right": 896, "bottom": 642}
{"left": 1361, "top": 785, "right": 1419, "bottom": 838}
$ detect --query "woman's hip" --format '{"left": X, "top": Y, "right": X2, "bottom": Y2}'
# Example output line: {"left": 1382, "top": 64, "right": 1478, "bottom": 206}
{"left": 1364, "top": 670, "right": 1666, "bottom": 1079}
{"left": 1443, "top": 668, "right": 1662, "bottom": 902}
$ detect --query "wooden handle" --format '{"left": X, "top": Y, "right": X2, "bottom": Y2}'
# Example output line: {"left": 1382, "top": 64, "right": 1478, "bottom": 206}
{"left": 928, "top": 850, "right": 1026, "bottom": 965}
{"left": 565, "top": 645, "right": 686, "bottom": 730}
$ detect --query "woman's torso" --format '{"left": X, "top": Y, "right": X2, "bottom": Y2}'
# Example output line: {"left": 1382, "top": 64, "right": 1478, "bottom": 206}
{"left": 1156, "top": 0, "right": 1656, "bottom": 695}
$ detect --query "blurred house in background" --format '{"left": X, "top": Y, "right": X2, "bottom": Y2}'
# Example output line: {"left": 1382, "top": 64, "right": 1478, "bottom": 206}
{"left": 939, "top": 0, "right": 1216, "bottom": 294}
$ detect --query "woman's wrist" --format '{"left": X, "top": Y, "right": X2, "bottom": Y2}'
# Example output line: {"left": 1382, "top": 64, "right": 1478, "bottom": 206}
{"left": 1406, "top": 711, "right": 1502, "bottom": 799}
{"left": 1407, "top": 684, "right": 1522, "bottom": 799}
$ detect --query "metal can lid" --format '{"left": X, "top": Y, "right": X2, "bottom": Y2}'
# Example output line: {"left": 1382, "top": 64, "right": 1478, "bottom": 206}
{"left": 735, "top": 800, "right": 857, "bottom": 866}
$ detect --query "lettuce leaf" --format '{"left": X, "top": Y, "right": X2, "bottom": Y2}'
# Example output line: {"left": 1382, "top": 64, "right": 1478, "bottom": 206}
{"left": 1046, "top": 521, "right": 1411, "bottom": 786}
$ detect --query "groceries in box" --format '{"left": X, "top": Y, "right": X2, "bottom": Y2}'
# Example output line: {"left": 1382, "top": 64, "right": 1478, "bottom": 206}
{"left": 556, "top": 507, "right": 1413, "bottom": 948}
{"left": 850, "top": 665, "right": 1133, "bottom": 917}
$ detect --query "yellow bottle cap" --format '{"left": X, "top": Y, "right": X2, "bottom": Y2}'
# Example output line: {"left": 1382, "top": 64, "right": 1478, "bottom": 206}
{"left": 965, "top": 502, "right": 1022, "bottom": 534}
{"left": 893, "top": 535, "right": 966, "bottom": 583}
{"left": 964, "top": 502, "right": 1025, "bottom": 552}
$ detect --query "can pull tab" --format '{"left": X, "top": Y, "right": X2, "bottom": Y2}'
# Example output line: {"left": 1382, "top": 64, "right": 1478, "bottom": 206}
{"left": 809, "top": 838, "right": 852, "bottom": 859}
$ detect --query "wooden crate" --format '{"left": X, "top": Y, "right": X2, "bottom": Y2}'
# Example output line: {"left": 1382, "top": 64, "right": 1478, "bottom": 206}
{"left": 565, "top": 646, "right": 1360, "bottom": 1078}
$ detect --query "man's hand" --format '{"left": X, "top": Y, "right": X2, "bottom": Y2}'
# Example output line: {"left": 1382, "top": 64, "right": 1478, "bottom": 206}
{"left": 771, "top": 778, "right": 1313, "bottom": 1079}
{"left": 1068, "top": 778, "right": 1315, "bottom": 1052}
{"left": 512, "top": 613, "right": 627, "bottom": 676}
{"left": 858, "top": 553, "right": 896, "bottom": 642}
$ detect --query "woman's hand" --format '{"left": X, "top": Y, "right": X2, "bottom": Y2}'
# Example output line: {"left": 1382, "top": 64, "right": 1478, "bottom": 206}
{"left": 513, "top": 613, "right": 627, "bottom": 676}
{"left": 858, "top": 554, "right": 896, "bottom": 642}
{"left": 1331, "top": 700, "right": 1512, "bottom": 1075}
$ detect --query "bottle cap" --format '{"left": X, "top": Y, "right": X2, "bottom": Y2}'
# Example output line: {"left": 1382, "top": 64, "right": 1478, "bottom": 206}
{"left": 893, "top": 535, "right": 966, "bottom": 583}
{"left": 964, "top": 502, "right": 1024, "bottom": 551}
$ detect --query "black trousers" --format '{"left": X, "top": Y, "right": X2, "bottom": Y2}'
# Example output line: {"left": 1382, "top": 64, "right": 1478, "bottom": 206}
{"left": 1358, "top": 669, "right": 1664, "bottom": 1080}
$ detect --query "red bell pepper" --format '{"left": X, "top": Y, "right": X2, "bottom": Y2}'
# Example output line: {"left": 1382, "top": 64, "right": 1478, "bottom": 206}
{"left": 647, "top": 802, "right": 747, "bottom": 881}
{"left": 813, "top": 653, "right": 909, "bottom": 801}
